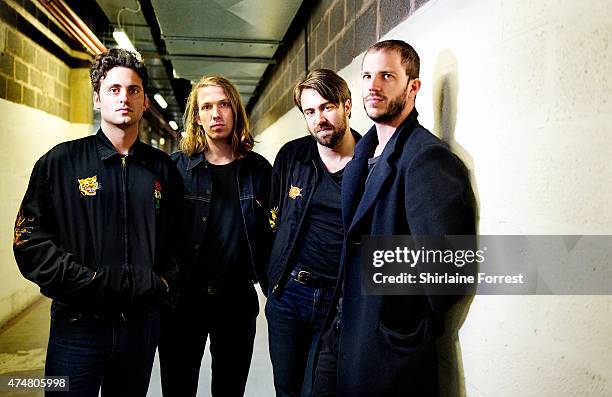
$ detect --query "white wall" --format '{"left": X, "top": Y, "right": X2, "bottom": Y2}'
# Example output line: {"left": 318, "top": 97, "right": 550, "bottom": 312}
{"left": 254, "top": 0, "right": 612, "bottom": 395}
{"left": 0, "top": 98, "right": 91, "bottom": 326}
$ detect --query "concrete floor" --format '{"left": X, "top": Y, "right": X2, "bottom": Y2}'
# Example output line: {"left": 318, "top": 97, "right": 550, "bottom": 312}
{"left": 0, "top": 292, "right": 274, "bottom": 397}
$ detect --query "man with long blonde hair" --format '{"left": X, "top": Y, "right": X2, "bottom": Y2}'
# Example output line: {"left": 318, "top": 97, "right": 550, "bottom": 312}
{"left": 159, "top": 75, "right": 271, "bottom": 396}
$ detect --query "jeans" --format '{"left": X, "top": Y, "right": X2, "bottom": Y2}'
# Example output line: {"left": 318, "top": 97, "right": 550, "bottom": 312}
{"left": 265, "top": 276, "right": 334, "bottom": 397}
{"left": 45, "top": 301, "right": 160, "bottom": 397}
{"left": 159, "top": 284, "right": 259, "bottom": 397}
{"left": 311, "top": 323, "right": 340, "bottom": 397}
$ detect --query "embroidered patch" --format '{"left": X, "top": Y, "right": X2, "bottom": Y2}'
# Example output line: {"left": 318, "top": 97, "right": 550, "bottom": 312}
{"left": 288, "top": 185, "right": 302, "bottom": 199}
{"left": 78, "top": 176, "right": 101, "bottom": 196}
{"left": 154, "top": 180, "right": 162, "bottom": 210}
{"left": 13, "top": 209, "right": 34, "bottom": 246}
{"left": 269, "top": 206, "right": 279, "bottom": 232}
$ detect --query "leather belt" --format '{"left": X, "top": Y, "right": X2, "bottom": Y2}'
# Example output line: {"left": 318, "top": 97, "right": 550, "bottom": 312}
{"left": 290, "top": 268, "right": 335, "bottom": 288}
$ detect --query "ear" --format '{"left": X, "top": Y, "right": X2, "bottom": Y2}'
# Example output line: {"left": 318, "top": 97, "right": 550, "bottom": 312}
{"left": 93, "top": 91, "right": 100, "bottom": 110}
{"left": 344, "top": 98, "right": 352, "bottom": 119}
{"left": 144, "top": 94, "right": 150, "bottom": 111}
{"left": 408, "top": 78, "right": 422, "bottom": 99}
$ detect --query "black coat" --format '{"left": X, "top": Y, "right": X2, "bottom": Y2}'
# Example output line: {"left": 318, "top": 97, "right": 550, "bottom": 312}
{"left": 334, "top": 109, "right": 476, "bottom": 396}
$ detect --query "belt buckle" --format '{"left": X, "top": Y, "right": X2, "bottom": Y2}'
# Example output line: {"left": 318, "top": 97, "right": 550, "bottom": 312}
{"left": 295, "top": 270, "right": 312, "bottom": 285}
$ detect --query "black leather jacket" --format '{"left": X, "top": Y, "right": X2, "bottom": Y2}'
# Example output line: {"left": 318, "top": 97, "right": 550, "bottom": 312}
{"left": 267, "top": 130, "right": 361, "bottom": 294}
{"left": 171, "top": 150, "right": 272, "bottom": 292}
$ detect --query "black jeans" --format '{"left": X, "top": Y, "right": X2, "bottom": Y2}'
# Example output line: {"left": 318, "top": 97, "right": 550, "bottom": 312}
{"left": 45, "top": 301, "right": 160, "bottom": 397}
{"left": 159, "top": 284, "right": 259, "bottom": 396}
{"left": 312, "top": 308, "right": 342, "bottom": 397}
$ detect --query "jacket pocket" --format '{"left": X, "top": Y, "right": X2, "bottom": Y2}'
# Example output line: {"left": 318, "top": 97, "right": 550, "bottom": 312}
{"left": 378, "top": 316, "right": 430, "bottom": 349}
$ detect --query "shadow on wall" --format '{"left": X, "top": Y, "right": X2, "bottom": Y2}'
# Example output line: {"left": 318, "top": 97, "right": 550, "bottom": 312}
{"left": 431, "top": 49, "right": 480, "bottom": 397}
{"left": 431, "top": 49, "right": 481, "bottom": 218}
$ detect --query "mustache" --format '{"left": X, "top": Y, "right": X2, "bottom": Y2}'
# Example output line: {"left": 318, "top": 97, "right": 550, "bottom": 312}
{"left": 365, "top": 94, "right": 386, "bottom": 101}
{"left": 315, "top": 123, "right": 334, "bottom": 132}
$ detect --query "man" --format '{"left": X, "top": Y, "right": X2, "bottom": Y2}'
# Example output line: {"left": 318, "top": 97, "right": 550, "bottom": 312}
{"left": 266, "top": 69, "right": 359, "bottom": 397}
{"left": 13, "top": 48, "right": 182, "bottom": 396}
{"left": 159, "top": 75, "right": 271, "bottom": 396}
{"left": 313, "top": 41, "right": 476, "bottom": 396}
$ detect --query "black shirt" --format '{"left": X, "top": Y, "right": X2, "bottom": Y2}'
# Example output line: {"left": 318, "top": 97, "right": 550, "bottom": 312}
{"left": 198, "top": 161, "right": 253, "bottom": 285}
{"left": 293, "top": 154, "right": 344, "bottom": 280}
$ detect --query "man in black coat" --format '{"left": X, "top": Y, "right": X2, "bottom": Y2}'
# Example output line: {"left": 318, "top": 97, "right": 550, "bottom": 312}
{"left": 312, "top": 40, "right": 476, "bottom": 396}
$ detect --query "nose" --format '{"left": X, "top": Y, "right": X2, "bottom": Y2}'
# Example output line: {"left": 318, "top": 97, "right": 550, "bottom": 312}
{"left": 315, "top": 111, "right": 327, "bottom": 125}
{"left": 212, "top": 104, "right": 223, "bottom": 119}
{"left": 118, "top": 88, "right": 128, "bottom": 103}
{"left": 366, "top": 75, "right": 382, "bottom": 92}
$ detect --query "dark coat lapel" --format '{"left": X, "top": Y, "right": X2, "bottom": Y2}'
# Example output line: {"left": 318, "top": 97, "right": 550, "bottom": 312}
{"left": 345, "top": 110, "right": 419, "bottom": 236}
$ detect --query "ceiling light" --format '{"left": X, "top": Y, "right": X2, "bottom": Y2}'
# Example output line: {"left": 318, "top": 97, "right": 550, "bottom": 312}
{"left": 154, "top": 94, "right": 168, "bottom": 109}
{"left": 169, "top": 121, "right": 178, "bottom": 130}
{"left": 112, "top": 29, "right": 137, "bottom": 53}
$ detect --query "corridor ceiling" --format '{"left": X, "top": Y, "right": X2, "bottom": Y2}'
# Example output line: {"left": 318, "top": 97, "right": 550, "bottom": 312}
{"left": 93, "top": 0, "right": 303, "bottom": 130}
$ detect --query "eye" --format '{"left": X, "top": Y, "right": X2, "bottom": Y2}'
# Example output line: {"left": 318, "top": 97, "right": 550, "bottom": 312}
{"left": 324, "top": 104, "right": 335, "bottom": 111}
{"left": 109, "top": 87, "right": 120, "bottom": 93}
{"left": 129, "top": 87, "right": 140, "bottom": 95}
{"left": 219, "top": 101, "right": 229, "bottom": 108}
{"left": 361, "top": 73, "right": 371, "bottom": 80}
{"left": 303, "top": 109, "right": 314, "bottom": 116}
{"left": 202, "top": 104, "right": 212, "bottom": 111}
{"left": 383, "top": 73, "right": 393, "bottom": 79}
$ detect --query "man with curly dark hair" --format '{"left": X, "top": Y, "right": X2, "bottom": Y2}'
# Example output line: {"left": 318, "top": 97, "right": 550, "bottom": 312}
{"left": 13, "top": 48, "right": 182, "bottom": 396}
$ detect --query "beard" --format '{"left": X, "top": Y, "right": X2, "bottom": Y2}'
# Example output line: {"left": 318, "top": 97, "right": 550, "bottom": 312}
{"left": 310, "top": 113, "right": 348, "bottom": 149}
{"left": 364, "top": 84, "right": 408, "bottom": 123}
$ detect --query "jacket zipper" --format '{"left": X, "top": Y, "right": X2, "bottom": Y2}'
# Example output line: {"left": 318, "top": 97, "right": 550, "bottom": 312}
{"left": 236, "top": 164, "right": 258, "bottom": 281}
{"left": 272, "top": 158, "right": 318, "bottom": 294}
{"left": 120, "top": 155, "right": 132, "bottom": 297}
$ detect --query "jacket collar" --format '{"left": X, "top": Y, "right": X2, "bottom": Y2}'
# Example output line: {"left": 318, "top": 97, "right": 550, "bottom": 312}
{"left": 343, "top": 108, "right": 420, "bottom": 234}
{"left": 296, "top": 128, "right": 363, "bottom": 163}
{"left": 185, "top": 150, "right": 265, "bottom": 171}
{"left": 186, "top": 151, "right": 206, "bottom": 170}
{"left": 354, "top": 108, "right": 419, "bottom": 160}
{"left": 95, "top": 128, "right": 143, "bottom": 161}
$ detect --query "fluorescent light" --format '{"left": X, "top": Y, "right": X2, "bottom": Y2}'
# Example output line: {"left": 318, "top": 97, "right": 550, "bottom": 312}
{"left": 153, "top": 94, "right": 168, "bottom": 109}
{"left": 159, "top": 137, "right": 165, "bottom": 146}
{"left": 113, "top": 29, "right": 137, "bottom": 53}
{"left": 169, "top": 120, "right": 178, "bottom": 130}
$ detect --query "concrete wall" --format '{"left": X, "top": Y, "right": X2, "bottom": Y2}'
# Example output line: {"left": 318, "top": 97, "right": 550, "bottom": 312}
{"left": 0, "top": 19, "right": 93, "bottom": 327}
{"left": 252, "top": 0, "right": 612, "bottom": 395}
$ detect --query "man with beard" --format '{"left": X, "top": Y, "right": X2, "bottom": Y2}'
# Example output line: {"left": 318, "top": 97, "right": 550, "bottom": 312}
{"left": 266, "top": 69, "right": 360, "bottom": 397}
{"left": 312, "top": 41, "right": 476, "bottom": 396}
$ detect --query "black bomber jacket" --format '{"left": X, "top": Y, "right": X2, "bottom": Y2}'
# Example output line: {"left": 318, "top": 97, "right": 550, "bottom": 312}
{"left": 13, "top": 129, "right": 183, "bottom": 313}
{"left": 266, "top": 130, "right": 361, "bottom": 294}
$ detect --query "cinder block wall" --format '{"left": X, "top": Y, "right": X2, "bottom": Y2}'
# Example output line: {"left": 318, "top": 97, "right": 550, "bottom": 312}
{"left": 250, "top": 0, "right": 428, "bottom": 136}
{"left": 0, "top": 24, "right": 71, "bottom": 121}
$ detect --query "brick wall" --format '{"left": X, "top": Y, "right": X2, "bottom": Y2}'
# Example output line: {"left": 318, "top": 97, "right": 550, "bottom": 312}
{"left": 0, "top": 20, "right": 71, "bottom": 120}
{"left": 250, "top": 0, "right": 430, "bottom": 135}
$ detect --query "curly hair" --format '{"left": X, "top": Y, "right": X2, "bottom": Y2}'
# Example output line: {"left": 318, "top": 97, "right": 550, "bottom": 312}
{"left": 90, "top": 48, "right": 148, "bottom": 93}
{"left": 180, "top": 75, "right": 254, "bottom": 158}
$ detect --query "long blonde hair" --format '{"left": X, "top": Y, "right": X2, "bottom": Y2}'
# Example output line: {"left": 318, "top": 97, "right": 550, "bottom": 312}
{"left": 180, "top": 75, "right": 254, "bottom": 158}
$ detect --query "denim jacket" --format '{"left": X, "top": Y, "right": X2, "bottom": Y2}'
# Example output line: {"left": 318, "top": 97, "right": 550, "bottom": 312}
{"left": 171, "top": 150, "right": 272, "bottom": 292}
{"left": 267, "top": 130, "right": 361, "bottom": 294}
